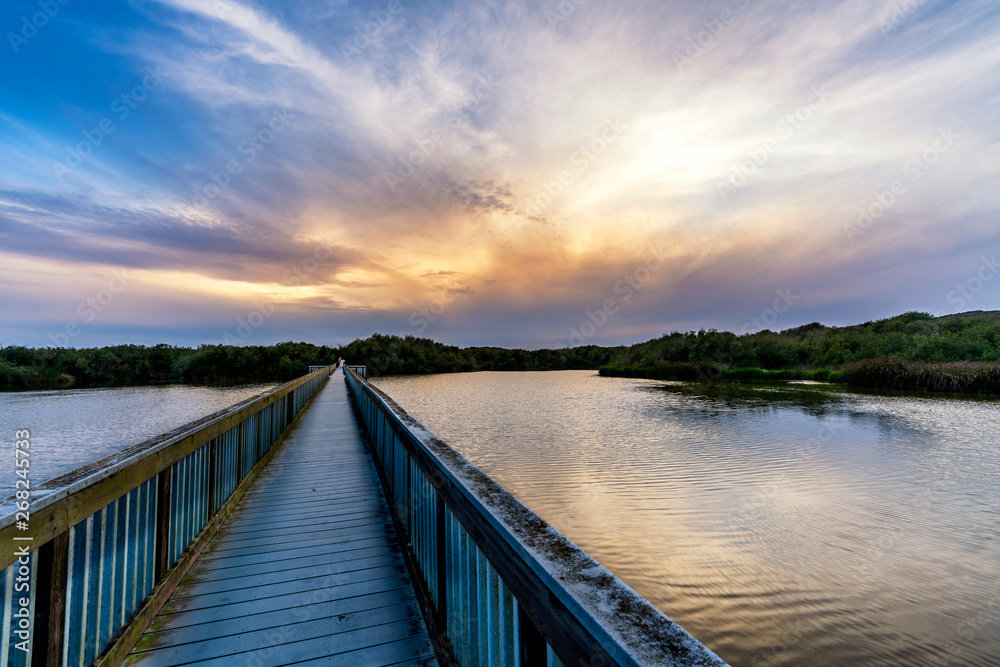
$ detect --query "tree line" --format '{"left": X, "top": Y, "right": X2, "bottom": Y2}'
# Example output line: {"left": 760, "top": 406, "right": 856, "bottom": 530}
{"left": 3, "top": 310, "right": 998, "bottom": 393}
{"left": 0, "top": 337, "right": 612, "bottom": 390}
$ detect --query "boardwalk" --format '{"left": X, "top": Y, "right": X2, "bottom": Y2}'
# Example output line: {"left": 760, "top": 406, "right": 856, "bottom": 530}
{"left": 125, "top": 369, "right": 439, "bottom": 666}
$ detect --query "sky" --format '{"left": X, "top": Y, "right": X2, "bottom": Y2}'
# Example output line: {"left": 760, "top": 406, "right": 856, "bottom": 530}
{"left": 1, "top": 0, "right": 998, "bottom": 349}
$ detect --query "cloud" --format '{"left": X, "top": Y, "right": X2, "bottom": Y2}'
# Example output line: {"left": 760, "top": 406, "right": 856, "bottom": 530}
{"left": 1, "top": 0, "right": 999, "bottom": 347}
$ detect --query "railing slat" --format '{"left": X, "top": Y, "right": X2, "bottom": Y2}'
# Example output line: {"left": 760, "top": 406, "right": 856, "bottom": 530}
{"left": 0, "top": 365, "right": 334, "bottom": 666}
{"left": 344, "top": 365, "right": 728, "bottom": 667}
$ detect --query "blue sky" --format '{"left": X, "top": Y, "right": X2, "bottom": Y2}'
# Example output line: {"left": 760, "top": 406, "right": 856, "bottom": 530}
{"left": 1, "top": 0, "right": 998, "bottom": 349}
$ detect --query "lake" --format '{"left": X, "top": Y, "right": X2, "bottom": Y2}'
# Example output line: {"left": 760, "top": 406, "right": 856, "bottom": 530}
{"left": 372, "top": 371, "right": 1000, "bottom": 667}
{"left": 0, "top": 383, "right": 276, "bottom": 497}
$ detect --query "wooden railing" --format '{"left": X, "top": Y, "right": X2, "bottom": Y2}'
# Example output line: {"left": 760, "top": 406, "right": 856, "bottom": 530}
{"left": 0, "top": 366, "right": 333, "bottom": 667}
{"left": 344, "top": 366, "right": 729, "bottom": 667}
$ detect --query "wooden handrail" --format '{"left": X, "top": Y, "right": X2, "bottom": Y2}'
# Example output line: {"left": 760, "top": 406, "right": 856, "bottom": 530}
{"left": 344, "top": 365, "right": 728, "bottom": 667}
{"left": 0, "top": 365, "right": 333, "bottom": 666}
{"left": 0, "top": 366, "right": 331, "bottom": 567}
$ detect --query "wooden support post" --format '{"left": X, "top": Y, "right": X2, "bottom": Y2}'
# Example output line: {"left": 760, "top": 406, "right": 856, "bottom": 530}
{"left": 237, "top": 421, "right": 245, "bottom": 473}
{"left": 519, "top": 603, "right": 547, "bottom": 667}
{"left": 207, "top": 438, "right": 217, "bottom": 514}
{"left": 236, "top": 425, "right": 245, "bottom": 482}
{"left": 436, "top": 493, "right": 447, "bottom": 622}
{"left": 155, "top": 466, "right": 172, "bottom": 580}
{"left": 285, "top": 392, "right": 295, "bottom": 427}
{"left": 31, "top": 531, "right": 69, "bottom": 667}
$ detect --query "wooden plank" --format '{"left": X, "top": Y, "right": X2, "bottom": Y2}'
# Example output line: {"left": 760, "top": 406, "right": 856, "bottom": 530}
{"left": 385, "top": 657, "right": 442, "bottom": 667}
{"left": 146, "top": 578, "right": 415, "bottom": 632}
{"left": 187, "top": 534, "right": 395, "bottom": 573}
{"left": 216, "top": 503, "right": 381, "bottom": 528}
{"left": 129, "top": 603, "right": 422, "bottom": 663}
{"left": 140, "top": 589, "right": 417, "bottom": 646}
{"left": 132, "top": 619, "right": 433, "bottom": 666}
{"left": 125, "top": 371, "right": 438, "bottom": 667}
{"left": 92, "top": 373, "right": 331, "bottom": 667}
{"left": 201, "top": 521, "right": 388, "bottom": 555}
{"left": 158, "top": 563, "right": 408, "bottom": 615}
{"left": 214, "top": 505, "right": 382, "bottom": 534}
{"left": 237, "top": 485, "right": 380, "bottom": 506}
{"left": 285, "top": 634, "right": 439, "bottom": 667}
{"left": 245, "top": 475, "right": 379, "bottom": 494}
{"left": 191, "top": 530, "right": 391, "bottom": 565}
{"left": 171, "top": 553, "right": 401, "bottom": 598}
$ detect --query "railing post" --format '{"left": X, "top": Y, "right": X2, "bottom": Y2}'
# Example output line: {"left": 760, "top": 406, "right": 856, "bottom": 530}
{"left": 436, "top": 493, "right": 447, "bottom": 623}
{"left": 237, "top": 420, "right": 245, "bottom": 474}
{"left": 155, "top": 466, "right": 172, "bottom": 579}
{"left": 32, "top": 530, "right": 69, "bottom": 667}
{"left": 207, "top": 438, "right": 217, "bottom": 514}
{"left": 286, "top": 392, "right": 295, "bottom": 426}
{"left": 518, "top": 603, "right": 547, "bottom": 666}
{"left": 236, "top": 424, "right": 245, "bottom": 482}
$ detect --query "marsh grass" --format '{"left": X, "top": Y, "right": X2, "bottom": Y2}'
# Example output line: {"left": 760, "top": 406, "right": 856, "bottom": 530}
{"left": 841, "top": 358, "right": 1000, "bottom": 394}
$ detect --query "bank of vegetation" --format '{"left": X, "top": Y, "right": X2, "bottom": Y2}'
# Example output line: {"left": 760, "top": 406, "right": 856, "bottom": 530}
{"left": 0, "top": 336, "right": 612, "bottom": 391}
{"left": 3, "top": 311, "right": 998, "bottom": 394}
{"left": 599, "top": 310, "right": 1000, "bottom": 394}
{"left": 0, "top": 342, "right": 340, "bottom": 390}
{"left": 335, "top": 334, "right": 615, "bottom": 376}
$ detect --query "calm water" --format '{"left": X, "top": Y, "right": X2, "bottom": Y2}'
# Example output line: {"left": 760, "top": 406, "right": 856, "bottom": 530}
{"left": 0, "top": 384, "right": 276, "bottom": 497}
{"left": 373, "top": 371, "right": 1000, "bottom": 667}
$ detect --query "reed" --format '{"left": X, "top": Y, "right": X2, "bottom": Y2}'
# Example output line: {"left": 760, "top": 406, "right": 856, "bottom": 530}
{"left": 840, "top": 359, "right": 1000, "bottom": 394}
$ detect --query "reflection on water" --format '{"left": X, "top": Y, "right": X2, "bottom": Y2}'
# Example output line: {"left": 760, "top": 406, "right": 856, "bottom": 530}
{"left": 0, "top": 384, "right": 276, "bottom": 497}
{"left": 373, "top": 371, "right": 1000, "bottom": 667}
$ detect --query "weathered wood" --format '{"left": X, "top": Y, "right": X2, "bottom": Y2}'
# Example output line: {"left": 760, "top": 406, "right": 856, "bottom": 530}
{"left": 236, "top": 420, "right": 245, "bottom": 484}
{"left": 0, "top": 368, "right": 330, "bottom": 570}
{"left": 345, "top": 368, "right": 729, "bottom": 667}
{"left": 519, "top": 602, "right": 547, "bottom": 666}
{"left": 94, "top": 374, "right": 329, "bottom": 667}
{"left": 436, "top": 493, "right": 447, "bottom": 625}
{"left": 154, "top": 468, "right": 171, "bottom": 582}
{"left": 124, "top": 371, "right": 438, "bottom": 666}
{"left": 350, "top": 376, "right": 616, "bottom": 667}
{"left": 207, "top": 438, "right": 217, "bottom": 514}
{"left": 359, "top": 406, "right": 458, "bottom": 667}
{"left": 29, "top": 530, "right": 68, "bottom": 667}
{"left": 236, "top": 420, "right": 245, "bottom": 483}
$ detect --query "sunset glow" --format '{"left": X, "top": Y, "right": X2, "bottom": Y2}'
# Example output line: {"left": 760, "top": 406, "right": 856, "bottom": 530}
{"left": 2, "top": 0, "right": 998, "bottom": 347}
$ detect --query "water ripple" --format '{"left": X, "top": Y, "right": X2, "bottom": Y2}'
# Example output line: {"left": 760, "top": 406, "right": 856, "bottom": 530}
{"left": 374, "top": 371, "right": 1000, "bottom": 667}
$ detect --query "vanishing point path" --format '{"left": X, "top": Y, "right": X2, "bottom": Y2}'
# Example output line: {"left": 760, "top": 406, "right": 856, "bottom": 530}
{"left": 124, "top": 368, "right": 439, "bottom": 666}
